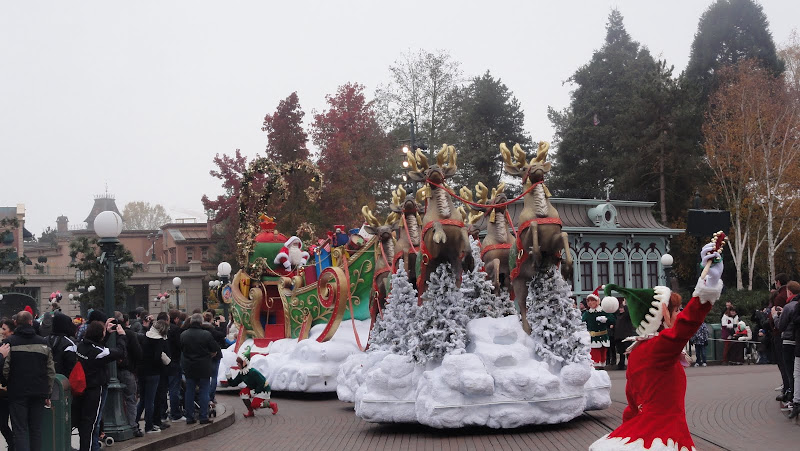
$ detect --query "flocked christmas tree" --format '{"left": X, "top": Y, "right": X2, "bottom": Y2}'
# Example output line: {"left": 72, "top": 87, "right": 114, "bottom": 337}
{"left": 367, "top": 261, "right": 419, "bottom": 354}
{"left": 410, "top": 263, "right": 470, "bottom": 365}
{"left": 460, "top": 237, "right": 517, "bottom": 320}
{"left": 526, "top": 266, "right": 591, "bottom": 366}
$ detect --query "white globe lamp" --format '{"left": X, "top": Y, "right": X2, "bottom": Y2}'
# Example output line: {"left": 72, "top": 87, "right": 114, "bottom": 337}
{"left": 94, "top": 211, "right": 123, "bottom": 239}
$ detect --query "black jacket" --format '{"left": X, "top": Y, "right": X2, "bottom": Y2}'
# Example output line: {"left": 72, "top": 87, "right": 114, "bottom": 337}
{"left": 118, "top": 325, "right": 142, "bottom": 373}
{"left": 778, "top": 296, "right": 799, "bottom": 342}
{"left": 76, "top": 334, "right": 126, "bottom": 389}
{"left": 46, "top": 312, "right": 78, "bottom": 377}
{"left": 180, "top": 324, "right": 220, "bottom": 379}
{"left": 138, "top": 329, "right": 168, "bottom": 377}
{"left": 3, "top": 324, "right": 56, "bottom": 399}
{"left": 167, "top": 322, "right": 183, "bottom": 372}
{"left": 202, "top": 323, "right": 226, "bottom": 362}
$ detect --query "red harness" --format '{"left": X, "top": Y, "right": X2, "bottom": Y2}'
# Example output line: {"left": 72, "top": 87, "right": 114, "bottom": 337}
{"left": 510, "top": 217, "right": 563, "bottom": 281}
{"left": 480, "top": 243, "right": 512, "bottom": 260}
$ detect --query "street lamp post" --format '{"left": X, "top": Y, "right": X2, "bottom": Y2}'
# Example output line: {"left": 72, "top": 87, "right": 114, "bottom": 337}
{"left": 217, "top": 262, "right": 232, "bottom": 319}
{"left": 173, "top": 276, "right": 182, "bottom": 311}
{"left": 94, "top": 211, "right": 136, "bottom": 442}
{"left": 661, "top": 253, "right": 674, "bottom": 291}
{"left": 147, "top": 232, "right": 158, "bottom": 262}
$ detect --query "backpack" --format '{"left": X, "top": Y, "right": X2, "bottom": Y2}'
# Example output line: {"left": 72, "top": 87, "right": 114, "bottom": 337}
{"left": 69, "top": 361, "right": 86, "bottom": 396}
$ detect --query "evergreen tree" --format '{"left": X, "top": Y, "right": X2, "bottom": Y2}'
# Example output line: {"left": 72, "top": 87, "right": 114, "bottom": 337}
{"left": 527, "top": 267, "right": 590, "bottom": 366}
{"left": 368, "top": 261, "right": 419, "bottom": 354}
{"left": 548, "top": 10, "right": 687, "bottom": 220}
{"left": 460, "top": 237, "right": 516, "bottom": 319}
{"left": 65, "top": 236, "right": 137, "bottom": 312}
{"left": 449, "top": 71, "right": 532, "bottom": 192}
{"left": 684, "top": 0, "right": 784, "bottom": 103}
{"left": 410, "top": 263, "right": 469, "bottom": 365}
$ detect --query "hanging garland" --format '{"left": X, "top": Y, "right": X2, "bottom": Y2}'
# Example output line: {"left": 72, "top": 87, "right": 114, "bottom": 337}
{"left": 235, "top": 158, "right": 324, "bottom": 277}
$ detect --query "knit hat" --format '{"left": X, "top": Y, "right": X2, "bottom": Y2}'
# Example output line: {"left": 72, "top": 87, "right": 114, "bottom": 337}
{"left": 602, "top": 284, "right": 672, "bottom": 336}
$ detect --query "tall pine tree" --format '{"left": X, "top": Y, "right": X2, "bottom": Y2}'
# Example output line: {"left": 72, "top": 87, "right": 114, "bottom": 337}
{"left": 549, "top": 10, "right": 684, "bottom": 219}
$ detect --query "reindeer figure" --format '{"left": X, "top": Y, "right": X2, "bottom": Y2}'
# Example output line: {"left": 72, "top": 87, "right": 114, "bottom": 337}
{"left": 406, "top": 145, "right": 473, "bottom": 298}
{"left": 389, "top": 185, "right": 424, "bottom": 286}
{"left": 362, "top": 206, "right": 399, "bottom": 330}
{"left": 457, "top": 187, "right": 483, "bottom": 244}
{"left": 500, "top": 142, "right": 573, "bottom": 333}
{"left": 472, "top": 182, "right": 514, "bottom": 293}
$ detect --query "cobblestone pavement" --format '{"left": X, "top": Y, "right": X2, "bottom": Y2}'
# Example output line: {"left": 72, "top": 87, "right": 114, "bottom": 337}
{"left": 183, "top": 364, "right": 798, "bottom": 450}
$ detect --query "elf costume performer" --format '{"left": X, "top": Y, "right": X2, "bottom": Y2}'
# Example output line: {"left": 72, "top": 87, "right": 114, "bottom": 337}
{"left": 583, "top": 287, "right": 616, "bottom": 368}
{"left": 225, "top": 347, "right": 278, "bottom": 418}
{"left": 590, "top": 241, "right": 723, "bottom": 451}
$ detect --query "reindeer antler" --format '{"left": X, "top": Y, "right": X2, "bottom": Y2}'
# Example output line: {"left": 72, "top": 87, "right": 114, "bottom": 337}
{"left": 475, "top": 182, "right": 489, "bottom": 204}
{"left": 532, "top": 141, "right": 550, "bottom": 163}
{"left": 361, "top": 206, "right": 380, "bottom": 227}
{"left": 386, "top": 211, "right": 400, "bottom": 226}
{"left": 414, "top": 149, "right": 428, "bottom": 170}
{"left": 397, "top": 185, "right": 407, "bottom": 201}
{"left": 445, "top": 145, "right": 457, "bottom": 170}
{"left": 436, "top": 144, "right": 448, "bottom": 166}
{"left": 492, "top": 182, "right": 506, "bottom": 200}
{"left": 500, "top": 143, "right": 525, "bottom": 169}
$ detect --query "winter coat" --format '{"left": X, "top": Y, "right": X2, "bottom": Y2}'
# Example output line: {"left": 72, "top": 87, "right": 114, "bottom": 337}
{"left": 791, "top": 302, "right": 800, "bottom": 357}
{"left": 180, "top": 324, "right": 220, "bottom": 379}
{"left": 613, "top": 310, "right": 635, "bottom": 340}
{"left": 2, "top": 324, "right": 56, "bottom": 399}
{"left": 167, "top": 322, "right": 183, "bottom": 372}
{"left": 138, "top": 328, "right": 168, "bottom": 377}
{"left": 721, "top": 313, "right": 739, "bottom": 338}
{"left": 778, "top": 296, "right": 799, "bottom": 343}
{"left": 202, "top": 323, "right": 226, "bottom": 361}
{"left": 692, "top": 322, "right": 709, "bottom": 346}
{"left": 46, "top": 312, "right": 78, "bottom": 377}
{"left": 770, "top": 286, "right": 790, "bottom": 333}
{"left": 118, "top": 325, "right": 142, "bottom": 373}
{"left": 76, "top": 334, "right": 126, "bottom": 389}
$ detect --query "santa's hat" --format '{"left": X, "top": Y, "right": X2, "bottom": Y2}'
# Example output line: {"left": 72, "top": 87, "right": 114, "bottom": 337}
{"left": 24, "top": 305, "right": 34, "bottom": 315}
{"left": 334, "top": 225, "right": 345, "bottom": 232}
{"left": 602, "top": 284, "right": 672, "bottom": 336}
{"left": 284, "top": 236, "right": 301, "bottom": 248}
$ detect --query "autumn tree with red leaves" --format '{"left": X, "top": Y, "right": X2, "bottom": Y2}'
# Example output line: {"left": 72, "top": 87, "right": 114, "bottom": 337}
{"left": 201, "top": 149, "right": 249, "bottom": 265}
{"left": 312, "top": 83, "right": 395, "bottom": 230}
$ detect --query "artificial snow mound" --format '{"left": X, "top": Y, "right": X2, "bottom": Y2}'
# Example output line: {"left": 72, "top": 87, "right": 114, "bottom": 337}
{"left": 346, "top": 315, "right": 612, "bottom": 428}
{"left": 221, "top": 319, "right": 371, "bottom": 392}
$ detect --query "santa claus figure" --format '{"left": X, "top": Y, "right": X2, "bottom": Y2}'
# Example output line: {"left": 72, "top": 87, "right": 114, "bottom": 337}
{"left": 274, "top": 236, "right": 309, "bottom": 272}
{"left": 590, "top": 241, "right": 724, "bottom": 451}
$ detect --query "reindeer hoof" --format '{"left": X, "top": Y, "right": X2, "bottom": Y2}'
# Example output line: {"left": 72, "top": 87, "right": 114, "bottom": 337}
{"left": 433, "top": 231, "right": 446, "bottom": 244}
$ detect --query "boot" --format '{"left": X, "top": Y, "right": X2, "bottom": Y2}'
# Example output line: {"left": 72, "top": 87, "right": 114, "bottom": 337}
{"left": 789, "top": 403, "right": 800, "bottom": 419}
{"left": 269, "top": 402, "right": 278, "bottom": 415}
{"left": 242, "top": 399, "right": 255, "bottom": 418}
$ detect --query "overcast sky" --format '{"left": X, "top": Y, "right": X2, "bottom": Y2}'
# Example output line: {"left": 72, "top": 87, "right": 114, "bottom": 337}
{"left": 2, "top": 1, "right": 798, "bottom": 235}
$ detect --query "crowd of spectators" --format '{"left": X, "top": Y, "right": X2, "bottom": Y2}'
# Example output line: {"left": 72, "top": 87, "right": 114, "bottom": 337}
{"left": 0, "top": 305, "right": 228, "bottom": 451}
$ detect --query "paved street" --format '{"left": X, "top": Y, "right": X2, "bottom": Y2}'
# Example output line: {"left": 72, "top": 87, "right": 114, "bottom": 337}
{"left": 187, "top": 364, "right": 800, "bottom": 450}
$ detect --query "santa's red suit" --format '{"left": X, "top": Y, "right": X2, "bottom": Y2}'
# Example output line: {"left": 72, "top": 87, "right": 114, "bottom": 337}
{"left": 590, "top": 280, "right": 722, "bottom": 451}
{"left": 274, "top": 236, "right": 309, "bottom": 272}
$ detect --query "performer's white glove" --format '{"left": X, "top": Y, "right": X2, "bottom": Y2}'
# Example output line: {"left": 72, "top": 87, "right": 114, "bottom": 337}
{"left": 701, "top": 242, "right": 723, "bottom": 287}
{"left": 597, "top": 316, "right": 607, "bottom": 323}
{"left": 225, "top": 370, "right": 233, "bottom": 379}
{"left": 283, "top": 260, "right": 292, "bottom": 271}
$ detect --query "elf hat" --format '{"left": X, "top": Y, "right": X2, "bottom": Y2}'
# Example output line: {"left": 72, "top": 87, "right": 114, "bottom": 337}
{"left": 586, "top": 286, "right": 602, "bottom": 303}
{"left": 602, "top": 284, "right": 672, "bottom": 336}
{"left": 240, "top": 345, "right": 252, "bottom": 366}
{"left": 284, "top": 236, "right": 301, "bottom": 248}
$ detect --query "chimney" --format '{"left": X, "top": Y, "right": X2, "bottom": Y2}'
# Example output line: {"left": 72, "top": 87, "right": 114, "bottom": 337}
{"left": 57, "top": 216, "right": 69, "bottom": 233}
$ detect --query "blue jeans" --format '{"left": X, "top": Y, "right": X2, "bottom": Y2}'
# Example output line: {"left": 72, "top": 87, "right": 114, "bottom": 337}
{"left": 137, "top": 375, "right": 160, "bottom": 430}
{"left": 695, "top": 343, "right": 707, "bottom": 364}
{"left": 168, "top": 369, "right": 183, "bottom": 420}
{"left": 209, "top": 359, "right": 221, "bottom": 402}
{"left": 184, "top": 377, "right": 210, "bottom": 421}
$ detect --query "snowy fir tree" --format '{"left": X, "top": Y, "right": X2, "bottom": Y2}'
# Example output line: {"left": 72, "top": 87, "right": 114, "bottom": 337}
{"left": 459, "top": 237, "right": 499, "bottom": 320}
{"left": 526, "top": 266, "right": 591, "bottom": 366}
{"left": 494, "top": 288, "right": 518, "bottom": 318}
{"left": 410, "top": 263, "right": 470, "bottom": 365}
{"left": 367, "top": 261, "right": 419, "bottom": 354}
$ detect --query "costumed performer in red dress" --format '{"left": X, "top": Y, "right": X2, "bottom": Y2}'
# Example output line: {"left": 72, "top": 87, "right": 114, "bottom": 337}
{"left": 590, "top": 241, "right": 723, "bottom": 451}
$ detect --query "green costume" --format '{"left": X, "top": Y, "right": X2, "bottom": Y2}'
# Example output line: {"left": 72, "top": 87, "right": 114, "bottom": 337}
{"left": 582, "top": 308, "right": 615, "bottom": 348}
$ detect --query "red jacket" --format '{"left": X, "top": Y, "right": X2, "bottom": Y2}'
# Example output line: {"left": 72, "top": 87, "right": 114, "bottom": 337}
{"left": 591, "top": 295, "right": 712, "bottom": 451}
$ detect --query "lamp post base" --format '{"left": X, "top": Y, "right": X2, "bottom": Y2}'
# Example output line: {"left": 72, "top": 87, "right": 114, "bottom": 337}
{"left": 102, "top": 380, "right": 137, "bottom": 442}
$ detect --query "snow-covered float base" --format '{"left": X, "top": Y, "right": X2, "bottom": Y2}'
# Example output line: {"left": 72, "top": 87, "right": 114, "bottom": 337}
{"left": 218, "top": 319, "right": 371, "bottom": 392}
{"left": 338, "top": 315, "right": 611, "bottom": 428}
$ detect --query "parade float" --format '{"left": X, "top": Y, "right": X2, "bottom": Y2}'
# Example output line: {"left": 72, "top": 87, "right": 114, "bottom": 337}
{"left": 221, "top": 142, "right": 612, "bottom": 427}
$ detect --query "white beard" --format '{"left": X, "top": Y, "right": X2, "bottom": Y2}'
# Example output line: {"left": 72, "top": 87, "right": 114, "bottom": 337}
{"left": 288, "top": 245, "right": 304, "bottom": 265}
